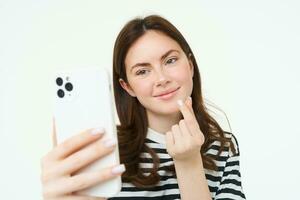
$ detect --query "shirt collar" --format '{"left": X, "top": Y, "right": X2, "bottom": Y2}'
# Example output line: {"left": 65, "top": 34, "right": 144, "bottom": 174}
{"left": 146, "top": 127, "right": 166, "bottom": 144}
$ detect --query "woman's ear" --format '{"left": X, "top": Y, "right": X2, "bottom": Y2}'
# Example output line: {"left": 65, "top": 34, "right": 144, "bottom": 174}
{"left": 119, "top": 78, "right": 136, "bottom": 97}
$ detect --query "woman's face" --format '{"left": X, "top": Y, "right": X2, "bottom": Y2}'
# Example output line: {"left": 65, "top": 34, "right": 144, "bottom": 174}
{"left": 120, "top": 30, "right": 194, "bottom": 116}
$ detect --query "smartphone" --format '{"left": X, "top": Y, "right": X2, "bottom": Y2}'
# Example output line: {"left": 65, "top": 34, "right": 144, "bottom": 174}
{"left": 52, "top": 66, "right": 121, "bottom": 197}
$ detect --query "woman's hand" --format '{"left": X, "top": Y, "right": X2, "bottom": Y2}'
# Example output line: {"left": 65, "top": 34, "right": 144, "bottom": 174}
{"left": 165, "top": 97, "right": 204, "bottom": 162}
{"left": 40, "top": 120, "right": 125, "bottom": 200}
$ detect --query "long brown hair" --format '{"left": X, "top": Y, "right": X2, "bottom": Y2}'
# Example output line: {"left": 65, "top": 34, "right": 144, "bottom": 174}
{"left": 112, "top": 15, "right": 234, "bottom": 188}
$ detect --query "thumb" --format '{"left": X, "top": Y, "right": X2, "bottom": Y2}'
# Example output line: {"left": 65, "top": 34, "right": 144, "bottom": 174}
{"left": 52, "top": 117, "right": 57, "bottom": 148}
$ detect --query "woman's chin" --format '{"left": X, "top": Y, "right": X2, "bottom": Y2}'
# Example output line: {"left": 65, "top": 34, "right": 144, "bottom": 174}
{"left": 145, "top": 99, "right": 182, "bottom": 116}
{"left": 155, "top": 104, "right": 180, "bottom": 115}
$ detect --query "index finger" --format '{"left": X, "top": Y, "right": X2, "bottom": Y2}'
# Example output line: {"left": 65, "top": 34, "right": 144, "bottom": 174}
{"left": 49, "top": 127, "right": 105, "bottom": 160}
{"left": 177, "top": 98, "right": 199, "bottom": 133}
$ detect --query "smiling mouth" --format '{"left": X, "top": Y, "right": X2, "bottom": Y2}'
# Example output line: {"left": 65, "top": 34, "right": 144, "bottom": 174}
{"left": 154, "top": 87, "right": 180, "bottom": 99}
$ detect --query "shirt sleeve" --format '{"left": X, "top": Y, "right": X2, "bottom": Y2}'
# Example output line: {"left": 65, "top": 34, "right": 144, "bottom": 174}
{"left": 215, "top": 134, "right": 246, "bottom": 200}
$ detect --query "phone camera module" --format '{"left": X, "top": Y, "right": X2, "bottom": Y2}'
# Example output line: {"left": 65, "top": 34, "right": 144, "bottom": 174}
{"left": 57, "top": 89, "right": 65, "bottom": 98}
{"left": 56, "top": 77, "right": 63, "bottom": 86}
{"left": 65, "top": 82, "right": 73, "bottom": 91}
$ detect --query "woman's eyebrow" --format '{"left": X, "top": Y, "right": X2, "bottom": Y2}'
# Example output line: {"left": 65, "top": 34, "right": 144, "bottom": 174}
{"left": 161, "top": 49, "right": 179, "bottom": 61}
{"left": 130, "top": 49, "right": 180, "bottom": 72}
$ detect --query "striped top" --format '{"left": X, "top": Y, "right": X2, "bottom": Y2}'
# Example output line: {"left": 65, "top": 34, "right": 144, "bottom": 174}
{"left": 109, "top": 128, "right": 246, "bottom": 200}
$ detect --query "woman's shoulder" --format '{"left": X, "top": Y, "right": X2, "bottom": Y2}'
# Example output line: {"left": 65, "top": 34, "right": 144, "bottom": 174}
{"left": 224, "top": 131, "right": 241, "bottom": 156}
{"left": 206, "top": 131, "right": 241, "bottom": 157}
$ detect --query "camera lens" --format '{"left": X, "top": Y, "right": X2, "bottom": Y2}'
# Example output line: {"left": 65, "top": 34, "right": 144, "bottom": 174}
{"left": 57, "top": 89, "right": 65, "bottom": 98}
{"left": 56, "top": 77, "right": 63, "bottom": 86}
{"left": 65, "top": 82, "right": 73, "bottom": 91}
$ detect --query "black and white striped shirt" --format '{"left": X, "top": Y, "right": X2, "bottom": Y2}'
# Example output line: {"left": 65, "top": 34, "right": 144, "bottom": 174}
{"left": 109, "top": 128, "right": 246, "bottom": 200}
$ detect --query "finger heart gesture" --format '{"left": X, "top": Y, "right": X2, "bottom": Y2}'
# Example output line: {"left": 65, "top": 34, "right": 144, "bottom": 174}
{"left": 165, "top": 97, "right": 205, "bottom": 161}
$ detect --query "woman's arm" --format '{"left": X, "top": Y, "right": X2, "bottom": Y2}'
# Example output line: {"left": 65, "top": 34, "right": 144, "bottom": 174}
{"left": 174, "top": 155, "right": 212, "bottom": 200}
{"left": 165, "top": 97, "right": 212, "bottom": 200}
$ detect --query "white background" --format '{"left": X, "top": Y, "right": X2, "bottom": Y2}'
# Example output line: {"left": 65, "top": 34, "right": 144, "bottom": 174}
{"left": 1, "top": 0, "right": 299, "bottom": 199}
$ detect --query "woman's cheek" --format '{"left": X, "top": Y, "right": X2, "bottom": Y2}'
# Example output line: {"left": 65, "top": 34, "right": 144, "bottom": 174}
{"left": 134, "top": 80, "right": 153, "bottom": 97}
{"left": 170, "top": 68, "right": 188, "bottom": 82}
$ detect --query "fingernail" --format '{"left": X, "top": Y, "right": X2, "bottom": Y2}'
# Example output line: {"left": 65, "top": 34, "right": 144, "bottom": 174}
{"left": 177, "top": 99, "right": 183, "bottom": 107}
{"left": 102, "top": 138, "right": 117, "bottom": 148}
{"left": 90, "top": 127, "right": 105, "bottom": 135}
{"left": 111, "top": 164, "right": 126, "bottom": 174}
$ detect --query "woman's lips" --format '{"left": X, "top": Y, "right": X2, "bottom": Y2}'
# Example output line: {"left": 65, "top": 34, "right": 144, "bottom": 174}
{"left": 155, "top": 87, "right": 180, "bottom": 100}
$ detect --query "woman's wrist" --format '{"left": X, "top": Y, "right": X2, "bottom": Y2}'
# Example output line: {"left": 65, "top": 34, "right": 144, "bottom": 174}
{"left": 173, "top": 153, "right": 203, "bottom": 169}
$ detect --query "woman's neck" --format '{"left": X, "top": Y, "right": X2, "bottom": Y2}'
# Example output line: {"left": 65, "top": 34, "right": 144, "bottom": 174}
{"left": 147, "top": 110, "right": 182, "bottom": 134}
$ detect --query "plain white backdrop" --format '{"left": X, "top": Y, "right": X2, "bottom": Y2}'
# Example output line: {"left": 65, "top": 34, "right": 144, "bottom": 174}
{"left": 1, "top": 0, "right": 299, "bottom": 199}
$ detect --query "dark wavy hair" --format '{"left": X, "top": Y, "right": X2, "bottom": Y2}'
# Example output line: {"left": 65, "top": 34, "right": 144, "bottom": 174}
{"left": 112, "top": 15, "right": 234, "bottom": 188}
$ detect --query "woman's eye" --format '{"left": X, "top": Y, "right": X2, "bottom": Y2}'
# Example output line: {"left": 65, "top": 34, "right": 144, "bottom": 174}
{"left": 136, "top": 69, "right": 149, "bottom": 76}
{"left": 165, "top": 57, "right": 177, "bottom": 65}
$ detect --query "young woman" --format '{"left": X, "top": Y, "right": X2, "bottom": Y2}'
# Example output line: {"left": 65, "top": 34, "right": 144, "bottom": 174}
{"left": 41, "top": 15, "right": 246, "bottom": 200}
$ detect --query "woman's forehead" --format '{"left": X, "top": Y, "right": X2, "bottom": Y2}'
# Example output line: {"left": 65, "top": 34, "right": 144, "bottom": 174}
{"left": 125, "top": 30, "right": 182, "bottom": 66}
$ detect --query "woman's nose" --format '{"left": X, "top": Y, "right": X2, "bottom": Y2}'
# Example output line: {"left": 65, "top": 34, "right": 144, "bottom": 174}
{"left": 155, "top": 71, "right": 169, "bottom": 87}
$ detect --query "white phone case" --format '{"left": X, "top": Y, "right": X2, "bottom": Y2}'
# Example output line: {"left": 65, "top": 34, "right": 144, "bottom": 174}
{"left": 52, "top": 66, "right": 121, "bottom": 197}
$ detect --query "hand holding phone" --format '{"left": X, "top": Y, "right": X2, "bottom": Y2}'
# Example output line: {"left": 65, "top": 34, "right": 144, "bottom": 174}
{"left": 41, "top": 67, "right": 123, "bottom": 199}
{"left": 41, "top": 124, "right": 124, "bottom": 199}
